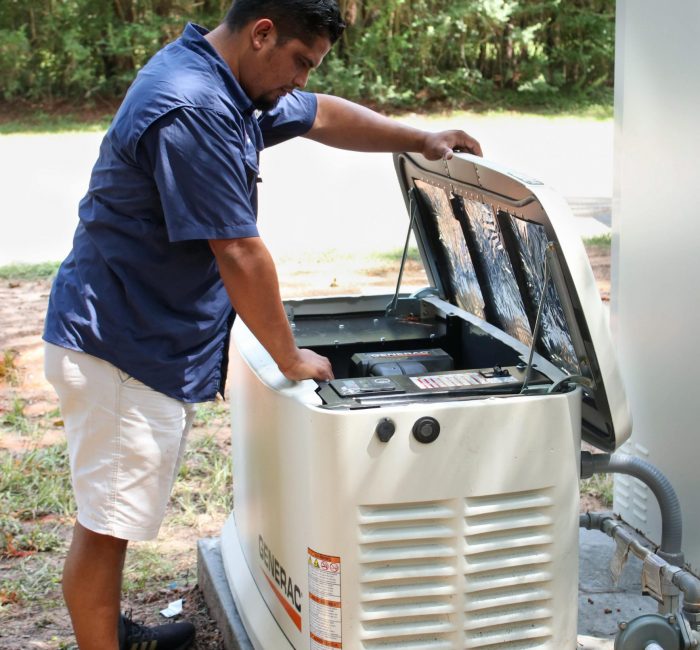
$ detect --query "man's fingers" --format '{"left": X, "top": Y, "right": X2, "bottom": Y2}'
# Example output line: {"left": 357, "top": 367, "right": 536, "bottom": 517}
{"left": 424, "top": 130, "right": 482, "bottom": 160}
{"left": 280, "top": 349, "right": 335, "bottom": 382}
{"left": 470, "top": 139, "right": 484, "bottom": 156}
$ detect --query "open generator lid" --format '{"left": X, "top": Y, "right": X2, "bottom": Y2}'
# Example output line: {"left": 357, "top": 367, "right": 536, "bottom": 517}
{"left": 393, "top": 151, "right": 631, "bottom": 451}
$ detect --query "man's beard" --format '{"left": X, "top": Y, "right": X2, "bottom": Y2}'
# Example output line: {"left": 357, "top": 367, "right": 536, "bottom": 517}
{"left": 252, "top": 94, "right": 281, "bottom": 112}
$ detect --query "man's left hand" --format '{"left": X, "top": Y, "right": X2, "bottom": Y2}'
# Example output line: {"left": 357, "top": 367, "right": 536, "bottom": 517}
{"left": 422, "top": 129, "right": 483, "bottom": 160}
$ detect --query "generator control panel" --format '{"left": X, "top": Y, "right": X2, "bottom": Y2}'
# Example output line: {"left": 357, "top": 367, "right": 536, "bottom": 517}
{"left": 311, "top": 339, "right": 550, "bottom": 407}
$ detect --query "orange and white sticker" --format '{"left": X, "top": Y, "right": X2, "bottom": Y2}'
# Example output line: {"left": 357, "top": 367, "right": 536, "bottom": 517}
{"left": 308, "top": 548, "right": 342, "bottom": 650}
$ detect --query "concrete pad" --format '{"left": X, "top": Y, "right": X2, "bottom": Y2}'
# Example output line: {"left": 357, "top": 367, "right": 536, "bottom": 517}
{"left": 578, "top": 528, "right": 657, "bottom": 643}
{"left": 197, "top": 538, "right": 253, "bottom": 650}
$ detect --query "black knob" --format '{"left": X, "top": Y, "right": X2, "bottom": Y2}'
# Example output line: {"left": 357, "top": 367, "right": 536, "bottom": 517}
{"left": 375, "top": 418, "right": 396, "bottom": 443}
{"left": 412, "top": 417, "right": 440, "bottom": 443}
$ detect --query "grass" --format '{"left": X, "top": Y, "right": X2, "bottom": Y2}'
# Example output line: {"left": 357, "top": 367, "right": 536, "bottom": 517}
{"left": 171, "top": 433, "right": 232, "bottom": 526}
{"left": 0, "top": 93, "right": 613, "bottom": 136}
{"left": 0, "top": 425, "right": 233, "bottom": 609}
{"left": 0, "top": 517, "right": 64, "bottom": 558}
{"left": 193, "top": 401, "right": 228, "bottom": 428}
{"left": 0, "top": 553, "right": 64, "bottom": 606}
{"left": 583, "top": 232, "right": 612, "bottom": 248}
{"left": 0, "top": 444, "right": 75, "bottom": 520}
{"left": 0, "top": 398, "right": 34, "bottom": 435}
{"left": 0, "top": 103, "right": 114, "bottom": 136}
{"left": 123, "top": 543, "right": 176, "bottom": 592}
{"left": 395, "top": 88, "right": 614, "bottom": 122}
{"left": 580, "top": 473, "right": 614, "bottom": 507}
{"left": 0, "top": 350, "right": 20, "bottom": 387}
{"left": 0, "top": 261, "right": 61, "bottom": 281}
{"left": 372, "top": 246, "right": 422, "bottom": 264}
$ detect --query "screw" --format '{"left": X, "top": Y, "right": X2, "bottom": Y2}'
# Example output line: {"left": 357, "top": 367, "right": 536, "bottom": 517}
{"left": 668, "top": 615, "right": 677, "bottom": 625}
{"left": 618, "top": 621, "right": 628, "bottom": 631}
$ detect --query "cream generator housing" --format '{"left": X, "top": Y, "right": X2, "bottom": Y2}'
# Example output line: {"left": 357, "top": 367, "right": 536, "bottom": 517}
{"left": 220, "top": 152, "right": 631, "bottom": 649}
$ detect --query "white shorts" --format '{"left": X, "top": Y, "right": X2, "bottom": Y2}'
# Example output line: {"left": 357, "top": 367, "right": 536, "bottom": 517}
{"left": 44, "top": 342, "right": 197, "bottom": 541}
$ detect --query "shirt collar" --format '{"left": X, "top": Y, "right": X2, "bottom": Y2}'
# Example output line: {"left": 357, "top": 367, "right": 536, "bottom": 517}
{"left": 180, "top": 23, "right": 256, "bottom": 117}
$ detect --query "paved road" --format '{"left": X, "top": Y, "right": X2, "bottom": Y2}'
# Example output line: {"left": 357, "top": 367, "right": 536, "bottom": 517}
{"left": 0, "top": 113, "right": 612, "bottom": 266}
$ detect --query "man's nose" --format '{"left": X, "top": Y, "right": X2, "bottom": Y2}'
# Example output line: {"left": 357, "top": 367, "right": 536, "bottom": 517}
{"left": 293, "top": 70, "right": 310, "bottom": 89}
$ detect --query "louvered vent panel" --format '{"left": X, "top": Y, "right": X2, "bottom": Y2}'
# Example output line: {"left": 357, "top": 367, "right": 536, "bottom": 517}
{"left": 463, "top": 489, "right": 555, "bottom": 648}
{"left": 359, "top": 500, "right": 459, "bottom": 649}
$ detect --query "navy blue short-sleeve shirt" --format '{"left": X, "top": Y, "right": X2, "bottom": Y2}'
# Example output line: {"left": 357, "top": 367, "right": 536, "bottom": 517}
{"left": 43, "top": 24, "right": 318, "bottom": 402}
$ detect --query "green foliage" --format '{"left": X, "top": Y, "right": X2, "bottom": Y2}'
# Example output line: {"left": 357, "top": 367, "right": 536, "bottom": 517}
{"left": 123, "top": 543, "right": 176, "bottom": 592}
{"left": 0, "top": 110, "right": 113, "bottom": 134}
{"left": 0, "top": 1, "right": 614, "bottom": 110}
{"left": 580, "top": 472, "right": 613, "bottom": 507}
{"left": 583, "top": 232, "right": 612, "bottom": 248}
{"left": 0, "top": 1, "right": 225, "bottom": 101}
{"left": 0, "top": 516, "right": 63, "bottom": 557}
{"left": 0, "top": 261, "right": 61, "bottom": 280}
{"left": 0, "top": 444, "right": 75, "bottom": 521}
{"left": 0, "top": 398, "right": 33, "bottom": 434}
{"left": 0, "top": 553, "right": 64, "bottom": 606}
{"left": 310, "top": 0, "right": 615, "bottom": 109}
{"left": 373, "top": 247, "right": 422, "bottom": 264}
{"left": 171, "top": 433, "right": 232, "bottom": 524}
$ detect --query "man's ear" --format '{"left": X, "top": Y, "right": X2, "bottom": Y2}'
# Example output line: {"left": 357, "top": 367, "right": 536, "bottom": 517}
{"left": 250, "top": 18, "right": 275, "bottom": 51}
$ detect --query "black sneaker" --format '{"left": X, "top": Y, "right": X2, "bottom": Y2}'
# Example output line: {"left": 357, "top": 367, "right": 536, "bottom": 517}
{"left": 119, "top": 611, "right": 195, "bottom": 650}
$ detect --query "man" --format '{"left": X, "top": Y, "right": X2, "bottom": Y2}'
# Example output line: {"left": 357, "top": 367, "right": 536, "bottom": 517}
{"left": 43, "top": 1, "right": 482, "bottom": 648}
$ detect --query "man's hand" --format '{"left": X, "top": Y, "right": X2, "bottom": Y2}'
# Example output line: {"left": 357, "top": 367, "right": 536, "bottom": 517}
{"left": 278, "top": 348, "right": 334, "bottom": 382}
{"left": 422, "top": 129, "right": 483, "bottom": 160}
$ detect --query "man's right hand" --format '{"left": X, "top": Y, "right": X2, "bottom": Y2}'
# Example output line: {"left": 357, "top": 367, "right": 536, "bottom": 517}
{"left": 278, "top": 348, "right": 334, "bottom": 382}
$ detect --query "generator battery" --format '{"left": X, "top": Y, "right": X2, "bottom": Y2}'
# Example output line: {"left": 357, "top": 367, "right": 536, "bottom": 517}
{"left": 350, "top": 348, "right": 454, "bottom": 378}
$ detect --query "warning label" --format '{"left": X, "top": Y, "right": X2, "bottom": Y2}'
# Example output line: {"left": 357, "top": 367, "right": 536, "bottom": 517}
{"left": 409, "top": 372, "right": 517, "bottom": 390}
{"left": 308, "top": 548, "right": 342, "bottom": 649}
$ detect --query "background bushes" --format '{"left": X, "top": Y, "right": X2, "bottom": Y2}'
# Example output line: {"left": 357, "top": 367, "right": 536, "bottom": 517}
{"left": 0, "top": 0, "right": 614, "bottom": 109}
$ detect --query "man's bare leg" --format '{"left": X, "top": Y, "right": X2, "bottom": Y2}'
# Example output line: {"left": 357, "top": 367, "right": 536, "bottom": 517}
{"left": 63, "top": 522, "right": 128, "bottom": 650}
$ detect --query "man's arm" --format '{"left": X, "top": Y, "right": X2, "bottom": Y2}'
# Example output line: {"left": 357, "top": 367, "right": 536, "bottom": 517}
{"left": 305, "top": 94, "right": 483, "bottom": 160}
{"left": 209, "top": 237, "right": 334, "bottom": 382}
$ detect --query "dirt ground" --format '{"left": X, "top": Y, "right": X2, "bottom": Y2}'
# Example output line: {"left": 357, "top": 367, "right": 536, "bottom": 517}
{"left": 0, "top": 247, "right": 611, "bottom": 649}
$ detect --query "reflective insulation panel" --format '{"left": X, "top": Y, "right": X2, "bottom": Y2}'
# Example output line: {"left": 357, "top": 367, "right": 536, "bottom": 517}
{"left": 506, "top": 214, "right": 580, "bottom": 375}
{"left": 414, "top": 180, "right": 486, "bottom": 318}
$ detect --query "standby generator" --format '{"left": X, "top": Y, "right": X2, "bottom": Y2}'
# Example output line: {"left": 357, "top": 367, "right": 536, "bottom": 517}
{"left": 220, "top": 151, "right": 631, "bottom": 649}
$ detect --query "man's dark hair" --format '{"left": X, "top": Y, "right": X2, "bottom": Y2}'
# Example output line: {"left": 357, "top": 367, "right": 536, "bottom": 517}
{"left": 225, "top": 0, "right": 345, "bottom": 45}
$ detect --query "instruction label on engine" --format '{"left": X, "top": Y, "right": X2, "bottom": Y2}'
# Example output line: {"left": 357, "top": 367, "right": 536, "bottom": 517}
{"left": 410, "top": 372, "right": 517, "bottom": 390}
{"left": 308, "top": 548, "right": 342, "bottom": 649}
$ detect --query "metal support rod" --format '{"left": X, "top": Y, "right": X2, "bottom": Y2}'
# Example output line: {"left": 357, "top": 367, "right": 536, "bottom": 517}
{"left": 386, "top": 189, "right": 417, "bottom": 316}
{"left": 520, "top": 242, "right": 552, "bottom": 393}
